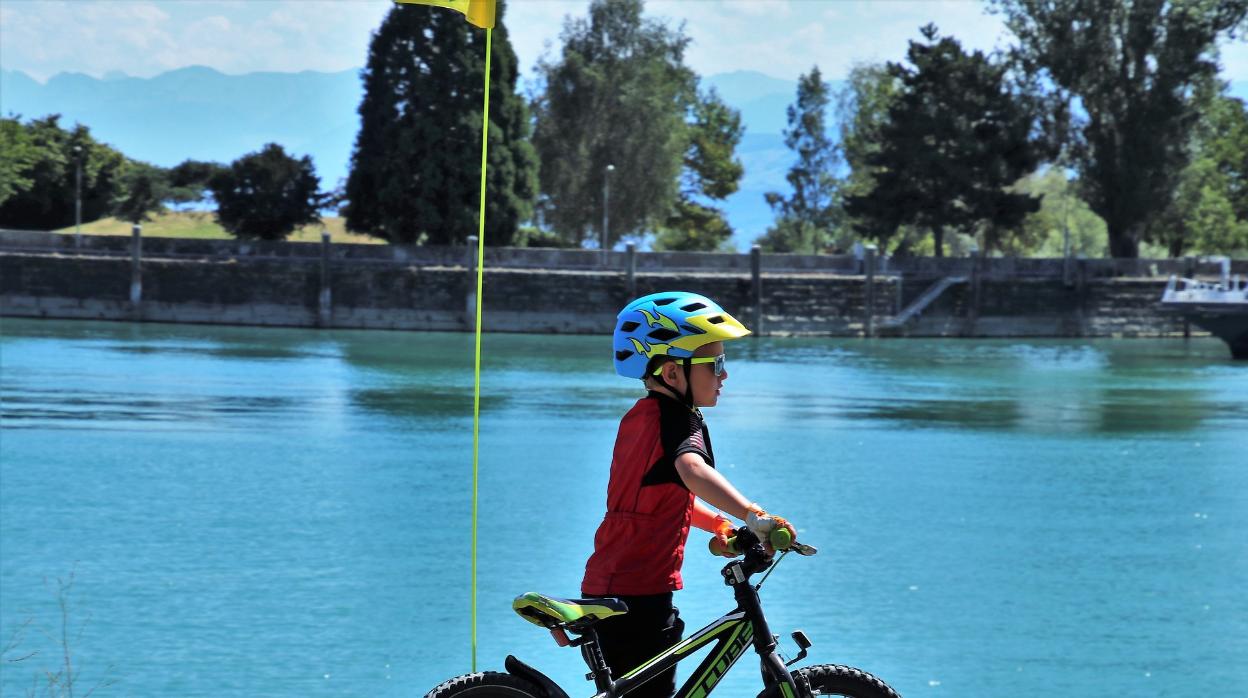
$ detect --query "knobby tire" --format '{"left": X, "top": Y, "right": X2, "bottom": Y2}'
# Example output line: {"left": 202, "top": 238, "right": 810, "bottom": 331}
{"left": 425, "top": 671, "right": 543, "bottom": 698}
{"left": 792, "top": 663, "right": 901, "bottom": 698}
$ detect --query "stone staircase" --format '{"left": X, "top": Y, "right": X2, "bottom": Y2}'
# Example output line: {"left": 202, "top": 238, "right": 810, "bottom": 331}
{"left": 877, "top": 276, "right": 968, "bottom": 336}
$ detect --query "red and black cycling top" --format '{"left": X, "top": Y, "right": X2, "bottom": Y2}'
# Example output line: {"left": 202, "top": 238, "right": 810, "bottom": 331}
{"left": 582, "top": 391, "right": 715, "bottom": 596}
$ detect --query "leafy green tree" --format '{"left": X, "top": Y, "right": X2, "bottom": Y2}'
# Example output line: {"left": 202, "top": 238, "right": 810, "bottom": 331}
{"left": 0, "top": 116, "right": 127, "bottom": 230}
{"left": 0, "top": 117, "right": 38, "bottom": 206}
{"left": 167, "top": 159, "right": 227, "bottom": 210}
{"left": 994, "top": 0, "right": 1248, "bottom": 257}
{"left": 1149, "top": 87, "right": 1248, "bottom": 257}
{"left": 654, "top": 87, "right": 744, "bottom": 251}
{"left": 1154, "top": 156, "right": 1248, "bottom": 255}
{"left": 1013, "top": 168, "right": 1110, "bottom": 256}
{"left": 210, "top": 143, "right": 322, "bottom": 240}
{"left": 344, "top": 1, "right": 536, "bottom": 246}
{"left": 113, "top": 162, "right": 170, "bottom": 224}
{"left": 532, "top": 0, "right": 694, "bottom": 247}
{"left": 845, "top": 25, "right": 1043, "bottom": 257}
{"left": 758, "top": 66, "right": 842, "bottom": 253}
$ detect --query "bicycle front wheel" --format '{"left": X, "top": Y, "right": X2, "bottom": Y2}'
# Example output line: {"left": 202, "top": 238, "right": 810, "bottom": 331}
{"left": 425, "top": 671, "right": 543, "bottom": 698}
{"left": 793, "top": 663, "right": 901, "bottom": 698}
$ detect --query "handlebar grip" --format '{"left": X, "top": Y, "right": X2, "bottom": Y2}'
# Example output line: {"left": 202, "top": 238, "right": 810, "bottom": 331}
{"left": 708, "top": 528, "right": 794, "bottom": 556}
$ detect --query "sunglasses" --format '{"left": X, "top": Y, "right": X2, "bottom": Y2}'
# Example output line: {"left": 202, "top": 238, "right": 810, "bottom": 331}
{"left": 653, "top": 354, "right": 726, "bottom": 377}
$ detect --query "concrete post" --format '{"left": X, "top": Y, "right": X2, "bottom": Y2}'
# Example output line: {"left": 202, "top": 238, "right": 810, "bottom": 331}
{"left": 750, "top": 245, "right": 763, "bottom": 336}
{"left": 318, "top": 229, "right": 332, "bottom": 328}
{"left": 625, "top": 242, "right": 636, "bottom": 299}
{"left": 129, "top": 224, "right": 142, "bottom": 317}
{"left": 466, "top": 235, "right": 479, "bottom": 331}
{"left": 864, "top": 244, "right": 877, "bottom": 338}
{"left": 968, "top": 249, "right": 982, "bottom": 336}
{"left": 1183, "top": 255, "right": 1195, "bottom": 339}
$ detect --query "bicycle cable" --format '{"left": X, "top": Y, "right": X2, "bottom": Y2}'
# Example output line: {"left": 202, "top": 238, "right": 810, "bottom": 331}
{"left": 754, "top": 550, "right": 789, "bottom": 590}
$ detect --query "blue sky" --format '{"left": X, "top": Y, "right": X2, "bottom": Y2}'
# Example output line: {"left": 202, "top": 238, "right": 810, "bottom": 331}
{"left": 6, "top": 0, "right": 1246, "bottom": 85}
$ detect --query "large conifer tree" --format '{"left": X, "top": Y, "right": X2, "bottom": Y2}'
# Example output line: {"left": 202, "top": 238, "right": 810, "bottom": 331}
{"left": 344, "top": 1, "right": 537, "bottom": 245}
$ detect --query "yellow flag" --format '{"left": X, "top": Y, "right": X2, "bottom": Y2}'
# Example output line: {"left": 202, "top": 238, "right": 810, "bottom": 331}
{"left": 393, "top": 0, "right": 495, "bottom": 29}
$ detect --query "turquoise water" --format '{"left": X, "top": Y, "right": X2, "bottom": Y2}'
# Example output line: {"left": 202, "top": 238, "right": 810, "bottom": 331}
{"left": 1, "top": 318, "right": 1245, "bottom": 698}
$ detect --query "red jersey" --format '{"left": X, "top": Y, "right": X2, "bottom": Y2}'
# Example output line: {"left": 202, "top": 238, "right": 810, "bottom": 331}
{"left": 582, "top": 392, "right": 714, "bottom": 596}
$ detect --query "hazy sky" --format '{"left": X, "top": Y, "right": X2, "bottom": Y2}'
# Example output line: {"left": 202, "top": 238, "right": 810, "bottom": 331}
{"left": 6, "top": 0, "right": 1246, "bottom": 86}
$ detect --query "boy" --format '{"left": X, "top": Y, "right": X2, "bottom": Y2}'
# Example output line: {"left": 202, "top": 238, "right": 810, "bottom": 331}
{"left": 582, "top": 291, "right": 795, "bottom": 698}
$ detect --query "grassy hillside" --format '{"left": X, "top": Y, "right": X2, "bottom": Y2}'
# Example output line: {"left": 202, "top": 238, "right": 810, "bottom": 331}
{"left": 55, "top": 211, "right": 384, "bottom": 245}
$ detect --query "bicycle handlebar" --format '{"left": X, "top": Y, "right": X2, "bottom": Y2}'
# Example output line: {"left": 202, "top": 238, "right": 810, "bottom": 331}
{"left": 708, "top": 526, "right": 798, "bottom": 556}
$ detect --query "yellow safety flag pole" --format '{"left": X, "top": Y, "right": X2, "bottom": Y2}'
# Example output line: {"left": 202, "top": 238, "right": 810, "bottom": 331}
{"left": 393, "top": 0, "right": 495, "bottom": 672}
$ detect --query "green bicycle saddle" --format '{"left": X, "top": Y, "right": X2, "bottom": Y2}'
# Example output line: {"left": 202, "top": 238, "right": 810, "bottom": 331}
{"left": 512, "top": 592, "right": 629, "bottom": 629}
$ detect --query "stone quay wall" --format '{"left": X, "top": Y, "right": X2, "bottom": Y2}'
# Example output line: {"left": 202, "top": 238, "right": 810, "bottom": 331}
{"left": 2, "top": 229, "right": 1241, "bottom": 338}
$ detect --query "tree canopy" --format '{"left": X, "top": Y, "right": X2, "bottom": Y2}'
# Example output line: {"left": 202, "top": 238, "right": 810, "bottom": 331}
{"left": 994, "top": 0, "right": 1248, "bottom": 257}
{"left": 0, "top": 116, "right": 128, "bottom": 230}
{"left": 653, "top": 87, "right": 745, "bottom": 251}
{"left": 757, "top": 67, "right": 842, "bottom": 253}
{"left": 844, "top": 25, "right": 1044, "bottom": 257}
{"left": 343, "top": 0, "right": 538, "bottom": 245}
{"left": 532, "top": 0, "right": 696, "bottom": 247}
{"left": 209, "top": 143, "right": 322, "bottom": 240}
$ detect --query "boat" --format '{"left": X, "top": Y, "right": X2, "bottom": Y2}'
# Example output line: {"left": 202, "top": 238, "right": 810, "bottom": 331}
{"left": 1160, "top": 257, "right": 1248, "bottom": 359}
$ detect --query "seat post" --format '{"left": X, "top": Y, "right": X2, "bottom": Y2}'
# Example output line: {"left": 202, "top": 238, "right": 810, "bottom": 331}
{"left": 578, "top": 628, "right": 615, "bottom": 694}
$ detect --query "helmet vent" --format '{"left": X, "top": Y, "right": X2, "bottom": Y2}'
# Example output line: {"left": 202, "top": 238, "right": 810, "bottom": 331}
{"left": 653, "top": 297, "right": 678, "bottom": 306}
{"left": 615, "top": 350, "right": 634, "bottom": 361}
{"left": 619, "top": 320, "right": 641, "bottom": 332}
{"left": 680, "top": 302, "right": 707, "bottom": 312}
{"left": 647, "top": 328, "right": 681, "bottom": 342}
{"left": 707, "top": 315, "right": 726, "bottom": 324}
{"left": 680, "top": 324, "right": 705, "bottom": 334}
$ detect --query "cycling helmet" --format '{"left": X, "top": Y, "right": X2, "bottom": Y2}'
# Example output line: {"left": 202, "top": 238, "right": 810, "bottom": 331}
{"left": 613, "top": 291, "right": 751, "bottom": 380}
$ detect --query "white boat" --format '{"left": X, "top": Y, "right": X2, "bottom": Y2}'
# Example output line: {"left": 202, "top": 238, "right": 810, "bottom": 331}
{"left": 1160, "top": 257, "right": 1248, "bottom": 359}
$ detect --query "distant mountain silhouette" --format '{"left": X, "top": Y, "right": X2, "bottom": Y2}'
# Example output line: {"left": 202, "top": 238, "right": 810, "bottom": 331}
{"left": 5, "top": 66, "right": 1246, "bottom": 249}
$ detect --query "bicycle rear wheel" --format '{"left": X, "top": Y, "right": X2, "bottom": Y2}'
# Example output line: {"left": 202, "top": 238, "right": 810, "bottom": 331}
{"left": 425, "top": 671, "right": 543, "bottom": 698}
{"left": 792, "top": 663, "right": 901, "bottom": 698}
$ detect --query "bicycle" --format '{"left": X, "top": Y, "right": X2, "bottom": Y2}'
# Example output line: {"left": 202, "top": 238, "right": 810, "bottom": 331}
{"left": 425, "top": 527, "right": 901, "bottom": 698}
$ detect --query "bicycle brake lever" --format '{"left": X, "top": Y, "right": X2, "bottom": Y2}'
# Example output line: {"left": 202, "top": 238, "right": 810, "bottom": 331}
{"left": 790, "top": 542, "right": 817, "bottom": 556}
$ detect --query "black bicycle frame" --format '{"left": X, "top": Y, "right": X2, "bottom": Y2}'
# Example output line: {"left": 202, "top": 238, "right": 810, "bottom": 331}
{"left": 584, "top": 558, "right": 799, "bottom": 698}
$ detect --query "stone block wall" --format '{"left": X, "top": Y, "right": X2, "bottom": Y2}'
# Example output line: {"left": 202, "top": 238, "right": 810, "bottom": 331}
{"left": 0, "top": 246, "right": 1195, "bottom": 339}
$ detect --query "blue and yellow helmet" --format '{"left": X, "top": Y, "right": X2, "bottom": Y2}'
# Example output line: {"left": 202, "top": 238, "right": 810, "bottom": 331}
{"left": 613, "top": 291, "right": 751, "bottom": 379}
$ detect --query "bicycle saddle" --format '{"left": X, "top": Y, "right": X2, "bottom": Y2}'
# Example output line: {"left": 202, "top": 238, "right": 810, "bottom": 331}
{"left": 512, "top": 592, "right": 629, "bottom": 630}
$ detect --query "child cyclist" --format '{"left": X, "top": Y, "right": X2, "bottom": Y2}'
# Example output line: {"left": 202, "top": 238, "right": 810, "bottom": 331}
{"left": 582, "top": 291, "right": 796, "bottom": 698}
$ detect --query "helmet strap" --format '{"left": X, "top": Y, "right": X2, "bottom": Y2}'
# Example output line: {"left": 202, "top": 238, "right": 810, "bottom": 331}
{"left": 649, "top": 359, "right": 697, "bottom": 410}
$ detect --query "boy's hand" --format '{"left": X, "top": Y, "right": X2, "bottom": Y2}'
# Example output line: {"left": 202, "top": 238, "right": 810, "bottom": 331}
{"left": 711, "top": 516, "right": 735, "bottom": 557}
{"left": 746, "top": 504, "right": 796, "bottom": 550}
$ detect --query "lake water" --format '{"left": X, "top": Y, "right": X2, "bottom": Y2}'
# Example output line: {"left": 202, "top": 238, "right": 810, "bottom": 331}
{"left": 1, "top": 318, "right": 1245, "bottom": 698}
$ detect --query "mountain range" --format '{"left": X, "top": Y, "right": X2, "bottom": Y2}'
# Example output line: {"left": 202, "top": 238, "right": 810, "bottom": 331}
{"left": 0, "top": 66, "right": 804, "bottom": 249}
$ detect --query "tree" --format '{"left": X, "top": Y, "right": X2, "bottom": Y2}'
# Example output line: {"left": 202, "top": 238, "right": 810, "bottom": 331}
{"left": 994, "top": 0, "right": 1248, "bottom": 257}
{"left": 1013, "top": 168, "right": 1110, "bottom": 256}
{"left": 532, "top": 0, "right": 694, "bottom": 247}
{"left": 757, "top": 66, "right": 842, "bottom": 253}
{"left": 1150, "top": 87, "right": 1248, "bottom": 256}
{"left": 167, "top": 159, "right": 227, "bottom": 210}
{"left": 653, "top": 87, "right": 744, "bottom": 251}
{"left": 0, "top": 116, "right": 127, "bottom": 230}
{"left": 845, "top": 25, "right": 1044, "bottom": 257}
{"left": 113, "top": 162, "right": 169, "bottom": 224}
{"left": 0, "top": 117, "right": 37, "bottom": 207}
{"left": 343, "top": 0, "right": 537, "bottom": 245}
{"left": 210, "top": 143, "right": 322, "bottom": 240}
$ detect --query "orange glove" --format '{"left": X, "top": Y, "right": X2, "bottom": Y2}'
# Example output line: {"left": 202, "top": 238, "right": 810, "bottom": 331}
{"left": 711, "top": 515, "right": 735, "bottom": 557}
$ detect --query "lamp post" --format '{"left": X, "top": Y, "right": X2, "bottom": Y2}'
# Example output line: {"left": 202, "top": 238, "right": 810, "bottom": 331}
{"left": 74, "top": 144, "right": 83, "bottom": 248}
{"left": 602, "top": 163, "right": 614, "bottom": 267}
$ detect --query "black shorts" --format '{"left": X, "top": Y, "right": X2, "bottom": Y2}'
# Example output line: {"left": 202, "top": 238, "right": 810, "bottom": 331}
{"left": 589, "top": 592, "right": 686, "bottom": 698}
